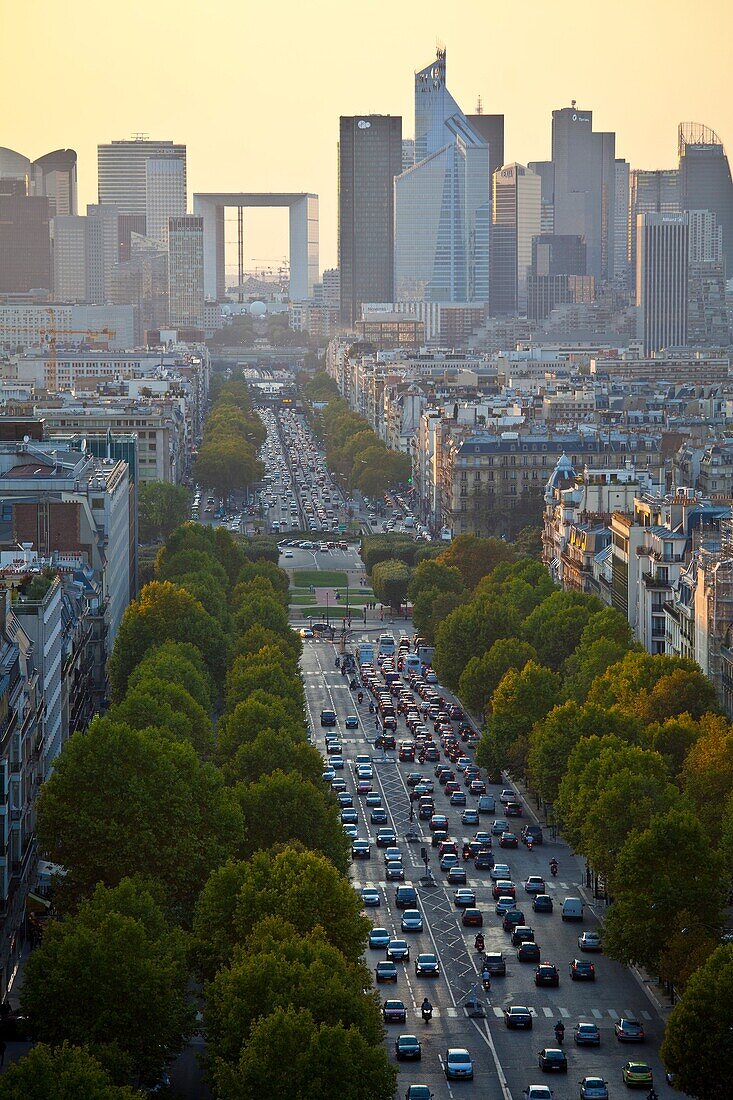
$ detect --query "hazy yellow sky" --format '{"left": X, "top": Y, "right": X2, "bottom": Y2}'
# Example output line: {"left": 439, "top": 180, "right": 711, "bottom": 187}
{"left": 3, "top": 0, "right": 732, "bottom": 273}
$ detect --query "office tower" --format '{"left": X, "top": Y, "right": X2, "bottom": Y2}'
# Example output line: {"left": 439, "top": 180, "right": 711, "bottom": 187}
{"left": 636, "top": 212, "right": 689, "bottom": 354}
{"left": 0, "top": 191, "right": 51, "bottom": 292}
{"left": 528, "top": 160, "right": 556, "bottom": 233}
{"left": 401, "top": 140, "right": 415, "bottom": 173}
{"left": 145, "top": 156, "right": 186, "bottom": 245}
{"left": 395, "top": 49, "right": 491, "bottom": 303}
{"left": 321, "top": 268, "right": 340, "bottom": 308}
{"left": 614, "top": 159, "right": 630, "bottom": 287}
{"left": 51, "top": 215, "right": 87, "bottom": 301}
{"left": 678, "top": 122, "right": 733, "bottom": 272}
{"left": 531, "top": 234, "right": 586, "bottom": 276}
{"left": 0, "top": 147, "right": 31, "bottom": 191}
{"left": 97, "top": 137, "right": 187, "bottom": 228}
{"left": 687, "top": 209, "right": 729, "bottom": 346}
{"left": 168, "top": 215, "right": 204, "bottom": 327}
{"left": 492, "top": 164, "right": 541, "bottom": 312}
{"left": 338, "top": 115, "right": 403, "bottom": 325}
{"left": 489, "top": 225, "right": 517, "bottom": 313}
{"left": 118, "top": 214, "right": 147, "bottom": 263}
{"left": 30, "top": 149, "right": 77, "bottom": 216}
{"left": 551, "top": 105, "right": 616, "bottom": 283}
{"left": 467, "top": 110, "right": 505, "bottom": 184}
{"left": 111, "top": 234, "right": 169, "bottom": 342}
{"left": 628, "top": 169, "right": 680, "bottom": 292}
{"left": 85, "top": 204, "right": 119, "bottom": 304}
{"left": 527, "top": 274, "right": 595, "bottom": 321}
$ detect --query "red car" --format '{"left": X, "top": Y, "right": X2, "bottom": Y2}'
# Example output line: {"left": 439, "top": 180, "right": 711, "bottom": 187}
{"left": 462, "top": 908, "right": 483, "bottom": 927}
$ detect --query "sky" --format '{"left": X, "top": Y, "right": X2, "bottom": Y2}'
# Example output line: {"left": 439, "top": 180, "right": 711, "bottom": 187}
{"left": 3, "top": 0, "right": 733, "bottom": 274}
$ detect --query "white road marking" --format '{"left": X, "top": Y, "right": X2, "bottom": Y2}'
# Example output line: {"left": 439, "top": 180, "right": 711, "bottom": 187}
{"left": 559, "top": 1006, "right": 570, "bottom": 1018}
{"left": 592, "top": 1008, "right": 603, "bottom": 1018}
{"left": 542, "top": 1007, "right": 554, "bottom": 1017}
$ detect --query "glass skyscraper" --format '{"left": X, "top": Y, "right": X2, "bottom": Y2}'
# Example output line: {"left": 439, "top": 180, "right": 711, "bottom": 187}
{"left": 678, "top": 122, "right": 733, "bottom": 275}
{"left": 394, "top": 50, "right": 491, "bottom": 304}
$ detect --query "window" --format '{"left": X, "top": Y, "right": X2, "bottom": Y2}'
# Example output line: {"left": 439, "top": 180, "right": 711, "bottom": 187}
{"left": 91, "top": 497, "right": 104, "bottom": 510}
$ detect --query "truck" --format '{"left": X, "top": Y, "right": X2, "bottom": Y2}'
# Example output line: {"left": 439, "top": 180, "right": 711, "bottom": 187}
{"left": 417, "top": 645, "right": 435, "bottom": 670}
{"left": 358, "top": 643, "right": 375, "bottom": 667}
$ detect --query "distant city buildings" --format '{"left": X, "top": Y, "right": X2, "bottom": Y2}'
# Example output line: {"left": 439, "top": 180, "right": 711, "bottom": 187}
{"left": 167, "top": 215, "right": 204, "bottom": 328}
{"left": 636, "top": 212, "right": 689, "bottom": 354}
{"left": 97, "top": 137, "right": 187, "bottom": 233}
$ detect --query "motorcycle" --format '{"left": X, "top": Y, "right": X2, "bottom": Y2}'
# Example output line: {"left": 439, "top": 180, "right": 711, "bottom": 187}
{"left": 349, "top": 679, "right": 358, "bottom": 690}
{"left": 357, "top": 691, "right": 364, "bottom": 704}
{"left": 474, "top": 934, "right": 485, "bottom": 954}
{"left": 554, "top": 1024, "right": 565, "bottom": 1045}
{"left": 550, "top": 861, "right": 558, "bottom": 877}
{"left": 481, "top": 973, "right": 491, "bottom": 992}
{"left": 421, "top": 1002, "right": 433, "bottom": 1023}
{"left": 527, "top": 838, "right": 534, "bottom": 852}
{"left": 369, "top": 702, "right": 375, "bottom": 714}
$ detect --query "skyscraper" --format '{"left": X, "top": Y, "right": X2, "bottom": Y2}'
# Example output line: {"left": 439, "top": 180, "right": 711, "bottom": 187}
{"left": 168, "top": 215, "right": 204, "bottom": 328}
{"left": 491, "top": 164, "right": 541, "bottom": 312}
{"left": 687, "top": 209, "right": 729, "bottom": 347}
{"left": 467, "top": 111, "right": 505, "bottom": 184}
{"left": 614, "top": 159, "right": 630, "bottom": 287}
{"left": 31, "top": 149, "right": 77, "bottom": 216}
{"left": 678, "top": 122, "right": 733, "bottom": 273}
{"left": 145, "top": 156, "right": 186, "bottom": 245}
{"left": 338, "top": 115, "right": 402, "bottom": 326}
{"left": 0, "top": 190, "right": 51, "bottom": 293}
{"left": 628, "top": 168, "right": 680, "bottom": 292}
{"left": 85, "top": 204, "right": 119, "bottom": 305}
{"left": 551, "top": 105, "right": 616, "bottom": 283}
{"left": 394, "top": 49, "right": 491, "bottom": 304}
{"left": 51, "top": 215, "right": 87, "bottom": 301}
{"left": 97, "top": 137, "right": 187, "bottom": 228}
{"left": 636, "top": 212, "right": 689, "bottom": 354}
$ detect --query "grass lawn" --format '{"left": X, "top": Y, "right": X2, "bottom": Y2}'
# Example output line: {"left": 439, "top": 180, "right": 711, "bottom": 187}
{"left": 300, "top": 606, "right": 354, "bottom": 620}
{"left": 293, "top": 570, "right": 348, "bottom": 588}
{"left": 289, "top": 594, "right": 316, "bottom": 605}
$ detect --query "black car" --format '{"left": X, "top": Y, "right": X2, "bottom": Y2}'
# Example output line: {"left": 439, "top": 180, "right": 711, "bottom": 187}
{"left": 474, "top": 849, "right": 494, "bottom": 870}
{"left": 532, "top": 894, "right": 554, "bottom": 913}
{"left": 534, "top": 963, "right": 560, "bottom": 987}
{"left": 538, "top": 1047, "right": 568, "bottom": 1073}
{"left": 320, "top": 709, "right": 337, "bottom": 727}
{"left": 521, "top": 824, "right": 544, "bottom": 845}
{"left": 394, "top": 1034, "right": 422, "bottom": 1061}
{"left": 504, "top": 1005, "right": 533, "bottom": 1029}
{"left": 483, "top": 952, "right": 506, "bottom": 976}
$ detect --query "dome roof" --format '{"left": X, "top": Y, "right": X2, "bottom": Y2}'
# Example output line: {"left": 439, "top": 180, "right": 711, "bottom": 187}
{"left": 544, "top": 452, "right": 577, "bottom": 501}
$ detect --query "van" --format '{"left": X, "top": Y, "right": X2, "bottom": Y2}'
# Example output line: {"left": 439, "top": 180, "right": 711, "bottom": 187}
{"left": 478, "top": 794, "right": 496, "bottom": 814}
{"left": 561, "top": 897, "right": 584, "bottom": 922}
{"left": 404, "top": 654, "right": 422, "bottom": 674}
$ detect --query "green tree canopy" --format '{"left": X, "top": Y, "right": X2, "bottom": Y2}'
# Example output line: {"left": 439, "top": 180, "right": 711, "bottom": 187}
{"left": 36, "top": 717, "right": 243, "bottom": 921}
{"left": 21, "top": 880, "right": 193, "bottom": 1085}
{"left": 236, "top": 558, "right": 290, "bottom": 599}
{"left": 407, "top": 558, "right": 466, "bottom": 604}
{"left": 681, "top": 714, "right": 733, "bottom": 839}
{"left": 371, "top": 558, "right": 411, "bottom": 608}
{"left": 232, "top": 623, "right": 302, "bottom": 665}
{"left": 521, "top": 590, "right": 604, "bottom": 670}
{"left": 458, "top": 637, "right": 537, "bottom": 717}
{"left": 0, "top": 1043, "right": 143, "bottom": 1100}
{"left": 586, "top": 651, "right": 720, "bottom": 723}
{"left": 107, "top": 677, "right": 214, "bottom": 756}
{"left": 479, "top": 661, "right": 560, "bottom": 774}
{"left": 231, "top": 591, "right": 290, "bottom": 636}
{"left": 217, "top": 693, "right": 307, "bottom": 761}
{"left": 433, "top": 597, "right": 521, "bottom": 690}
{"left": 411, "top": 586, "right": 467, "bottom": 644}
{"left": 224, "top": 650, "right": 304, "bottom": 713}
{"left": 127, "top": 640, "right": 212, "bottom": 710}
{"left": 156, "top": 547, "right": 229, "bottom": 591}
{"left": 221, "top": 729, "right": 323, "bottom": 787}
{"left": 437, "top": 534, "right": 515, "bottom": 589}
{"left": 137, "top": 482, "right": 190, "bottom": 544}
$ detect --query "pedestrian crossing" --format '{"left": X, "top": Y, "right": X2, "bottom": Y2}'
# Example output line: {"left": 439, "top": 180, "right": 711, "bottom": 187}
{"left": 351, "top": 877, "right": 572, "bottom": 891}
{"left": 490, "top": 1006, "right": 653, "bottom": 1021}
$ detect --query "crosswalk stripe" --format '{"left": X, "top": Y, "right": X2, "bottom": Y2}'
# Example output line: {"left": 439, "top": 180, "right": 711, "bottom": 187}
{"left": 641, "top": 1010, "right": 652, "bottom": 1020}
{"left": 542, "top": 1007, "right": 553, "bottom": 1018}
{"left": 529, "top": 1008, "right": 538, "bottom": 1017}
{"left": 591, "top": 1009, "right": 603, "bottom": 1019}
{"left": 559, "top": 1007, "right": 570, "bottom": 1018}
{"left": 608, "top": 1009, "right": 619, "bottom": 1019}
{"left": 446, "top": 1007, "right": 459, "bottom": 1018}
{"left": 493, "top": 1007, "right": 505, "bottom": 1018}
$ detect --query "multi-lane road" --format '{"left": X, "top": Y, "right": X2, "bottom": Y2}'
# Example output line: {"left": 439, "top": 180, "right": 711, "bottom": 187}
{"left": 294, "top": 547, "right": 674, "bottom": 1100}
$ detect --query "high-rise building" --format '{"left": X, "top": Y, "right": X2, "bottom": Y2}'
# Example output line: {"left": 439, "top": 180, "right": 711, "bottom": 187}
{"left": 51, "top": 215, "right": 87, "bottom": 302}
{"left": 531, "top": 234, "right": 587, "bottom": 276}
{"left": 111, "top": 233, "right": 169, "bottom": 342}
{"left": 145, "top": 156, "right": 186, "bottom": 245}
{"left": 168, "top": 215, "right": 204, "bottom": 328}
{"left": 678, "top": 122, "right": 733, "bottom": 273}
{"left": 528, "top": 161, "right": 555, "bottom": 233}
{"left": 30, "top": 149, "right": 77, "bottom": 217}
{"left": 0, "top": 147, "right": 30, "bottom": 190}
{"left": 97, "top": 137, "right": 187, "bottom": 228}
{"left": 614, "top": 159, "right": 630, "bottom": 287}
{"left": 85, "top": 204, "right": 119, "bottom": 305}
{"left": 551, "top": 106, "right": 616, "bottom": 283}
{"left": 687, "top": 209, "right": 729, "bottom": 347}
{"left": 401, "top": 139, "right": 415, "bottom": 173}
{"left": 0, "top": 191, "right": 51, "bottom": 293}
{"left": 636, "top": 212, "right": 689, "bottom": 354}
{"left": 321, "top": 268, "right": 340, "bottom": 308}
{"left": 338, "top": 115, "right": 402, "bottom": 326}
{"left": 628, "top": 169, "right": 680, "bottom": 292}
{"left": 492, "top": 164, "right": 541, "bottom": 312}
{"left": 395, "top": 49, "right": 491, "bottom": 304}
{"left": 467, "top": 111, "right": 505, "bottom": 185}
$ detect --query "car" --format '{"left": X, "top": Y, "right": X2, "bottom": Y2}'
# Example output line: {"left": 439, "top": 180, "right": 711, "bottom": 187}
{"left": 517, "top": 941, "right": 541, "bottom": 962}
{"left": 538, "top": 1048, "right": 567, "bottom": 1073}
{"left": 522, "top": 824, "right": 544, "bottom": 846}
{"left": 340, "top": 809, "right": 358, "bottom": 825}
{"left": 511, "top": 925, "right": 535, "bottom": 945}
{"left": 570, "top": 958, "right": 596, "bottom": 981}
{"left": 415, "top": 952, "right": 439, "bottom": 977}
{"left": 505, "top": 800, "right": 524, "bottom": 816}
{"left": 622, "top": 1061, "right": 653, "bottom": 1087}
{"left": 532, "top": 894, "right": 554, "bottom": 913}
{"left": 534, "top": 963, "right": 560, "bottom": 987}
{"left": 523, "top": 1088, "right": 554, "bottom": 1100}
{"left": 578, "top": 930, "right": 603, "bottom": 952}
{"left": 500, "top": 831, "right": 519, "bottom": 848}
{"left": 494, "top": 895, "right": 515, "bottom": 915}
{"left": 330, "top": 756, "right": 345, "bottom": 770}
{"left": 484, "top": 951, "right": 506, "bottom": 976}
{"left": 490, "top": 862, "right": 512, "bottom": 880}
{"left": 361, "top": 887, "right": 380, "bottom": 907}
{"left": 475, "top": 849, "right": 494, "bottom": 870}
{"left": 365, "top": 792, "right": 381, "bottom": 806}
{"left": 429, "top": 814, "right": 449, "bottom": 832}
{"left": 395, "top": 885, "right": 418, "bottom": 909}
{"left": 574, "top": 1023, "right": 601, "bottom": 1047}
{"left": 525, "top": 876, "right": 546, "bottom": 894}
{"left": 322, "top": 768, "right": 335, "bottom": 783}
{"left": 382, "top": 999, "right": 407, "bottom": 1024}
{"left": 500, "top": 788, "right": 515, "bottom": 803}
{"left": 473, "top": 830, "right": 493, "bottom": 847}
{"left": 386, "top": 861, "right": 404, "bottom": 881}
{"left": 351, "top": 839, "right": 371, "bottom": 859}
{"left": 462, "top": 907, "right": 483, "bottom": 927}
{"left": 504, "top": 1005, "right": 533, "bottom": 1029}
{"left": 376, "top": 828, "right": 397, "bottom": 847}
{"left": 356, "top": 779, "right": 372, "bottom": 795}
{"left": 345, "top": 715, "right": 359, "bottom": 729}
{"left": 615, "top": 1016, "right": 645, "bottom": 1042}
{"left": 343, "top": 824, "right": 358, "bottom": 839}
{"left": 384, "top": 847, "right": 402, "bottom": 866}
{"left": 502, "top": 908, "right": 526, "bottom": 931}
{"left": 369, "top": 927, "right": 391, "bottom": 949}
{"left": 439, "top": 852, "right": 458, "bottom": 872}
{"left": 444, "top": 1048, "right": 474, "bottom": 1080}
{"left": 375, "top": 960, "right": 398, "bottom": 983}
{"left": 580, "top": 1077, "right": 609, "bottom": 1100}
{"left": 462, "top": 809, "right": 480, "bottom": 826}
{"left": 337, "top": 792, "right": 353, "bottom": 807}
{"left": 454, "top": 888, "right": 476, "bottom": 908}
{"left": 491, "top": 818, "right": 510, "bottom": 836}
{"left": 371, "top": 807, "right": 388, "bottom": 824}
{"left": 395, "top": 1033, "right": 422, "bottom": 1061}
{"left": 401, "top": 909, "right": 424, "bottom": 933}
{"left": 449, "top": 790, "right": 467, "bottom": 806}
{"left": 447, "top": 865, "right": 466, "bottom": 884}
{"left": 331, "top": 778, "right": 347, "bottom": 792}
{"left": 386, "top": 939, "right": 410, "bottom": 962}
{"left": 320, "top": 709, "right": 337, "bottom": 727}
{"left": 492, "top": 879, "right": 516, "bottom": 900}
{"left": 405, "top": 1087, "right": 432, "bottom": 1100}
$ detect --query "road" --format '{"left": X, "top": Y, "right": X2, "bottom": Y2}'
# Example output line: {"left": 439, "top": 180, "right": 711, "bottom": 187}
{"left": 300, "top": 583, "right": 675, "bottom": 1099}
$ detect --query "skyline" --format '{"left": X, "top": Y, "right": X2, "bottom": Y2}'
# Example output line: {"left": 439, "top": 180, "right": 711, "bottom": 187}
{"left": 3, "top": 0, "right": 733, "bottom": 270}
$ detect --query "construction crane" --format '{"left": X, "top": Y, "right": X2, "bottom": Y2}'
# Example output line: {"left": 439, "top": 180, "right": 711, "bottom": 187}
{"left": 38, "top": 307, "right": 115, "bottom": 392}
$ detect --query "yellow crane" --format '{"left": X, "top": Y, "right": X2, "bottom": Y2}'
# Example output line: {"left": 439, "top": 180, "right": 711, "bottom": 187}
{"left": 38, "top": 307, "right": 115, "bottom": 392}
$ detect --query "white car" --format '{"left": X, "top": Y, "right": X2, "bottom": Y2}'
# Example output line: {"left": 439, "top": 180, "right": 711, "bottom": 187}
{"left": 490, "top": 863, "right": 511, "bottom": 881}
{"left": 523, "top": 1087, "right": 554, "bottom": 1100}
{"left": 578, "top": 930, "right": 603, "bottom": 952}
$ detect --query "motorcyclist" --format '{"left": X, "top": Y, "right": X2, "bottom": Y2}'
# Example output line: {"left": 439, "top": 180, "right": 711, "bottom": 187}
{"left": 369, "top": 701, "right": 375, "bottom": 713}
{"left": 462, "top": 843, "right": 471, "bottom": 861}
{"left": 554, "top": 1020, "right": 565, "bottom": 1043}
{"left": 474, "top": 933, "right": 485, "bottom": 953}
{"left": 481, "top": 963, "right": 491, "bottom": 989}
{"left": 335, "top": 656, "right": 340, "bottom": 668}
{"left": 421, "top": 997, "right": 433, "bottom": 1020}
{"left": 527, "top": 837, "right": 534, "bottom": 851}
{"left": 549, "top": 858, "right": 558, "bottom": 876}
{"left": 357, "top": 691, "right": 364, "bottom": 704}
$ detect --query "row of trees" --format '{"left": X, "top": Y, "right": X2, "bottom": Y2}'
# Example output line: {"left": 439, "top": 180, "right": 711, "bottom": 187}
{"left": 303, "top": 373, "right": 410, "bottom": 498}
{"left": 5, "top": 385, "right": 394, "bottom": 1095}
{"left": 193, "top": 379, "right": 265, "bottom": 503}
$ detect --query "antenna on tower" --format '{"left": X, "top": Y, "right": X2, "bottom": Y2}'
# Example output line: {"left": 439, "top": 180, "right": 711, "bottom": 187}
{"left": 475, "top": 95, "right": 483, "bottom": 115}
{"left": 132, "top": 133, "right": 149, "bottom": 141}
{"left": 571, "top": 100, "right": 576, "bottom": 110}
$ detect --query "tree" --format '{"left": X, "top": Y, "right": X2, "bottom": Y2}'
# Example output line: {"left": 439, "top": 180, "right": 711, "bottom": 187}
{"left": 371, "top": 558, "right": 411, "bottom": 608}
{"left": 137, "top": 482, "right": 190, "bottom": 544}
{"left": 217, "top": 693, "right": 307, "bottom": 761}
{"left": 36, "top": 718, "right": 243, "bottom": 921}
{"left": 108, "top": 677, "right": 214, "bottom": 756}
{"left": 232, "top": 623, "right": 302, "bottom": 665}
{"left": 108, "top": 581, "right": 226, "bottom": 701}
{"left": 205, "top": 920, "right": 382, "bottom": 1065}
{"left": 562, "top": 637, "right": 633, "bottom": 703}
{"left": 222, "top": 729, "right": 323, "bottom": 786}
{"left": 236, "top": 558, "right": 290, "bottom": 600}
{"left": 644, "top": 713, "right": 706, "bottom": 777}
{"left": 479, "top": 661, "right": 560, "bottom": 774}
{"left": 458, "top": 637, "right": 537, "bottom": 717}
{"left": 521, "top": 590, "right": 604, "bottom": 671}
{"left": 192, "top": 847, "right": 370, "bottom": 980}
{"left": 210, "top": 1006, "right": 397, "bottom": 1100}
{"left": 602, "top": 808, "right": 726, "bottom": 972}
{"left": 411, "top": 586, "right": 467, "bottom": 644}
{"left": 156, "top": 547, "right": 229, "bottom": 592}
{"left": 660, "top": 944, "right": 733, "bottom": 1100}
{"left": 681, "top": 715, "right": 733, "bottom": 839}
{"left": 126, "top": 640, "right": 212, "bottom": 710}
{"left": 231, "top": 591, "right": 290, "bottom": 636}
{"left": 437, "top": 534, "right": 515, "bottom": 589}
{"left": 408, "top": 558, "right": 466, "bottom": 604}
{"left": 0, "top": 1043, "right": 142, "bottom": 1099}
{"left": 586, "top": 651, "right": 720, "bottom": 723}
{"left": 237, "top": 770, "right": 349, "bottom": 872}
{"left": 21, "top": 880, "right": 193, "bottom": 1086}
{"left": 433, "top": 597, "right": 521, "bottom": 690}
{"left": 193, "top": 435, "right": 262, "bottom": 503}
{"left": 513, "top": 525, "right": 542, "bottom": 559}
{"left": 224, "top": 651, "right": 304, "bottom": 713}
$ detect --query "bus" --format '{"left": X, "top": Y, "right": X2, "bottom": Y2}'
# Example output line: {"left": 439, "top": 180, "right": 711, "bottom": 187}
{"left": 378, "top": 633, "right": 396, "bottom": 658}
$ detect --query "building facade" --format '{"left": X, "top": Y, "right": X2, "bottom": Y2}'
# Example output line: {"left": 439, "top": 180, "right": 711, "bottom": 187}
{"left": 636, "top": 212, "right": 689, "bottom": 354}
{"left": 97, "top": 137, "right": 187, "bottom": 227}
{"left": 145, "top": 155, "right": 186, "bottom": 245}
{"left": 168, "top": 215, "right": 204, "bottom": 328}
